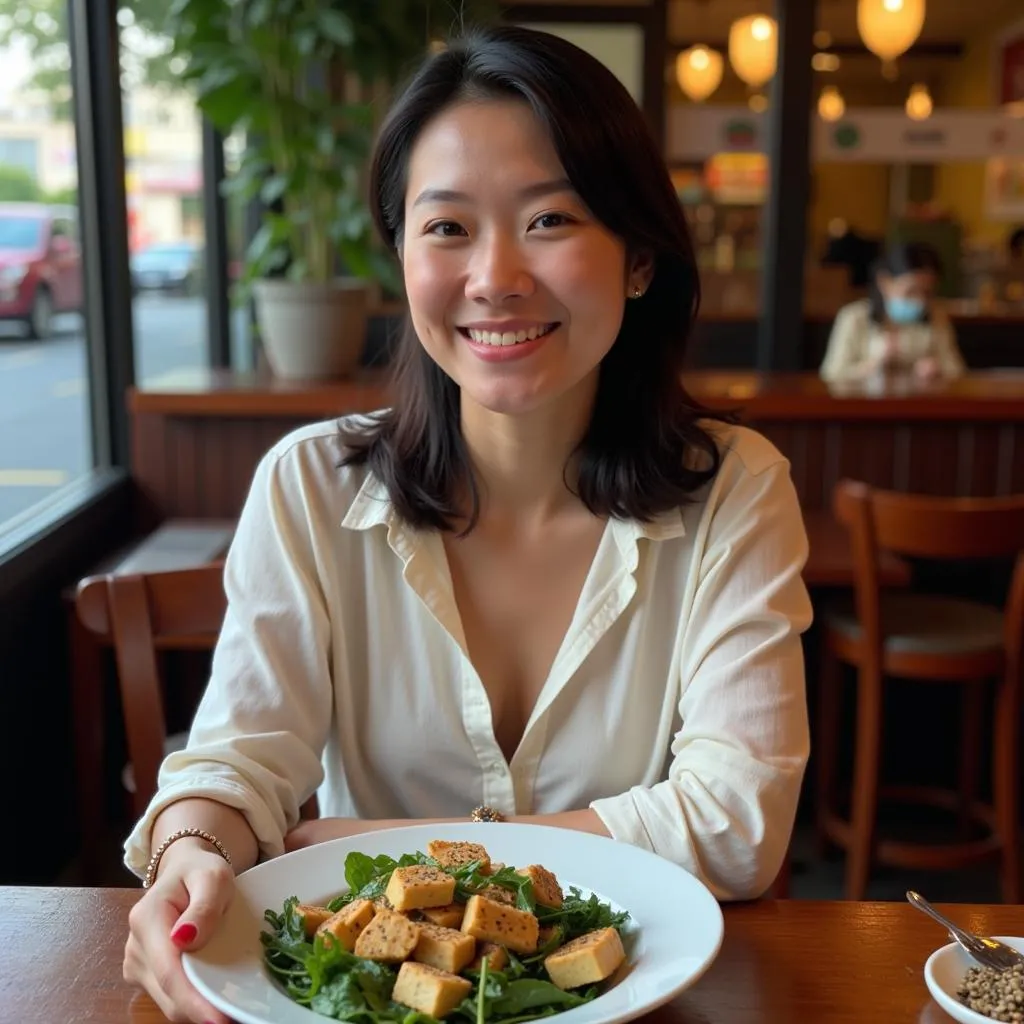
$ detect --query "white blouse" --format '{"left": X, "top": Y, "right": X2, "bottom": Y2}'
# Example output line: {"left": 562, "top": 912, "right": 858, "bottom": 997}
{"left": 820, "top": 297, "right": 965, "bottom": 384}
{"left": 124, "top": 417, "right": 813, "bottom": 901}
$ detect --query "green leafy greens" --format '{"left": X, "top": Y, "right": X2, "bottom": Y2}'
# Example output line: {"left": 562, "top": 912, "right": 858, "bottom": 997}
{"left": 261, "top": 848, "right": 630, "bottom": 1023}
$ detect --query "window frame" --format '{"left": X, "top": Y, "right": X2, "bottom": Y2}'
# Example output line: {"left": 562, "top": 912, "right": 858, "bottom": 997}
{"left": 0, "top": 0, "right": 235, "bottom": 571}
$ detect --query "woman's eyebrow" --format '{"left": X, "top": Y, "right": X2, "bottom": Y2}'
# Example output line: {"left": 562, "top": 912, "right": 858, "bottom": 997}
{"left": 411, "top": 177, "right": 574, "bottom": 208}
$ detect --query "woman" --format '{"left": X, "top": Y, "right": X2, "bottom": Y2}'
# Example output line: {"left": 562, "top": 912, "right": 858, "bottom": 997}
{"left": 123, "top": 25, "right": 812, "bottom": 1024}
{"left": 819, "top": 242, "right": 965, "bottom": 384}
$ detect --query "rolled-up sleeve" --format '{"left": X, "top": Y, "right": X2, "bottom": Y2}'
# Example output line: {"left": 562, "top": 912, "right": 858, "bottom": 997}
{"left": 591, "top": 459, "right": 813, "bottom": 900}
{"left": 820, "top": 302, "right": 874, "bottom": 383}
{"left": 123, "top": 445, "right": 335, "bottom": 877}
{"left": 932, "top": 312, "right": 965, "bottom": 378}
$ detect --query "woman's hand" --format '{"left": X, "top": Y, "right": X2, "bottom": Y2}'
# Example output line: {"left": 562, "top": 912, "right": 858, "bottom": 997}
{"left": 879, "top": 330, "right": 902, "bottom": 369}
{"left": 913, "top": 356, "right": 940, "bottom": 380}
{"left": 123, "top": 841, "right": 236, "bottom": 1024}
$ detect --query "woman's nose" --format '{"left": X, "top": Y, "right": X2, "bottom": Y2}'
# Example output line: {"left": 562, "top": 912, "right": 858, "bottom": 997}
{"left": 464, "top": 234, "right": 534, "bottom": 303}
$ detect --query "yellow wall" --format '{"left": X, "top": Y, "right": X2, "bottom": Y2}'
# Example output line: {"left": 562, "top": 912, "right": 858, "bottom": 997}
{"left": 934, "top": 1, "right": 1024, "bottom": 246}
{"left": 809, "top": 163, "right": 891, "bottom": 252}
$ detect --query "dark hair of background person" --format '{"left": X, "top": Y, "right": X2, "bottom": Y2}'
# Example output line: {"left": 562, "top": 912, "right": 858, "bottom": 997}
{"left": 340, "top": 24, "right": 736, "bottom": 534}
{"left": 866, "top": 241, "right": 944, "bottom": 326}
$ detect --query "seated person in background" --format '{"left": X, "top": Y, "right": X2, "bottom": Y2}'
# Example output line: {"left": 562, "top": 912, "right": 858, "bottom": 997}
{"left": 819, "top": 242, "right": 965, "bottom": 385}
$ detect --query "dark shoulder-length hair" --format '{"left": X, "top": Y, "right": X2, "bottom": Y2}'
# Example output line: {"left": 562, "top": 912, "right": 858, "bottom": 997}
{"left": 867, "top": 241, "right": 944, "bottom": 325}
{"left": 341, "top": 23, "right": 734, "bottom": 532}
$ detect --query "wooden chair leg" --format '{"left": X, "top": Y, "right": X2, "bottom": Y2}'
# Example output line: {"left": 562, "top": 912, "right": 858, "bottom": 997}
{"left": 846, "top": 663, "right": 884, "bottom": 901}
{"left": 957, "top": 683, "right": 985, "bottom": 839}
{"left": 993, "top": 669, "right": 1021, "bottom": 904}
{"left": 815, "top": 634, "right": 843, "bottom": 857}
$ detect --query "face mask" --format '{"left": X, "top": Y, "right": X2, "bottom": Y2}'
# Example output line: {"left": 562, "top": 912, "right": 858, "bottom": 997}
{"left": 884, "top": 296, "right": 926, "bottom": 324}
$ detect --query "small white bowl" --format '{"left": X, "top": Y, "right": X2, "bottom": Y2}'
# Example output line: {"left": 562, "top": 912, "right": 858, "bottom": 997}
{"left": 924, "top": 935, "right": 1024, "bottom": 1024}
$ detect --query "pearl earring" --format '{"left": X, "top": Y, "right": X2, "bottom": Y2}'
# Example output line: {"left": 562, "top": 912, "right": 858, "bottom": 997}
{"left": 632, "top": 285, "right": 642, "bottom": 299}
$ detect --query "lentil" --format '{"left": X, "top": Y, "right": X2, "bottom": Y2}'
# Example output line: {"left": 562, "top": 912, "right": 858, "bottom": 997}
{"left": 957, "top": 963, "right": 1024, "bottom": 1022}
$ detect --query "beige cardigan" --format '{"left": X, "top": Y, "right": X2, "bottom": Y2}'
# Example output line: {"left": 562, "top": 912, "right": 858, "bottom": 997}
{"left": 820, "top": 298, "right": 966, "bottom": 384}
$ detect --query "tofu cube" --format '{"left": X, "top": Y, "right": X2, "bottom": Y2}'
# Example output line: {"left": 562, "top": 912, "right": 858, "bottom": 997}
{"left": 538, "top": 924, "right": 563, "bottom": 949}
{"left": 426, "top": 840, "right": 491, "bottom": 873}
{"left": 479, "top": 883, "right": 516, "bottom": 906}
{"left": 544, "top": 927, "right": 625, "bottom": 990}
{"left": 413, "top": 921, "right": 477, "bottom": 974}
{"left": 420, "top": 902, "right": 465, "bottom": 929}
{"left": 392, "top": 961, "right": 472, "bottom": 1019}
{"left": 468, "top": 941, "right": 509, "bottom": 972}
{"left": 295, "top": 903, "right": 335, "bottom": 938}
{"left": 516, "top": 865, "right": 563, "bottom": 909}
{"left": 353, "top": 909, "right": 421, "bottom": 962}
{"left": 460, "top": 894, "right": 539, "bottom": 955}
{"left": 482, "top": 861, "right": 505, "bottom": 876}
{"left": 385, "top": 865, "right": 456, "bottom": 912}
{"left": 315, "top": 899, "right": 376, "bottom": 951}
{"left": 373, "top": 894, "right": 420, "bottom": 920}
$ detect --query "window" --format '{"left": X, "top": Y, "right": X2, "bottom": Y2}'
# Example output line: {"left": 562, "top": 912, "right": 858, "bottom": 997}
{"left": 118, "top": 3, "right": 210, "bottom": 385}
{"left": 0, "top": 9, "right": 92, "bottom": 534}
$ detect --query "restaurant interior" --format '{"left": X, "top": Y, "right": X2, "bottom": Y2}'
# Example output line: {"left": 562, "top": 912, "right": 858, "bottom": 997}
{"left": 1, "top": 0, "right": 1023, "bottom": 1020}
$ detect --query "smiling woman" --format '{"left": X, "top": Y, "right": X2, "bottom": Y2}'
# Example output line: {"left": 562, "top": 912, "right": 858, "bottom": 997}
{"left": 121, "top": 25, "right": 813, "bottom": 1024}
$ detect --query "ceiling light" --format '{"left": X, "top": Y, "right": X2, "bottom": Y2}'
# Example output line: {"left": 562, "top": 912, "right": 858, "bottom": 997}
{"left": 676, "top": 45, "right": 724, "bottom": 102}
{"left": 728, "top": 14, "right": 778, "bottom": 88}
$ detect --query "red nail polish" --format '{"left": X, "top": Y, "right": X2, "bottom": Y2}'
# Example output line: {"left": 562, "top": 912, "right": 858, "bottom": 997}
{"left": 171, "top": 922, "right": 197, "bottom": 945}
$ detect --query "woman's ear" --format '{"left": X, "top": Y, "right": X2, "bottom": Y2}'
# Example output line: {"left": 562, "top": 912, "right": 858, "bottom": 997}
{"left": 627, "top": 250, "right": 655, "bottom": 294}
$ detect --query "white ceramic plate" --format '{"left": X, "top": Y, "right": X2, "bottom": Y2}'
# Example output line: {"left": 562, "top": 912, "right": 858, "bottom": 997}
{"left": 924, "top": 935, "right": 1024, "bottom": 1024}
{"left": 184, "top": 822, "right": 724, "bottom": 1024}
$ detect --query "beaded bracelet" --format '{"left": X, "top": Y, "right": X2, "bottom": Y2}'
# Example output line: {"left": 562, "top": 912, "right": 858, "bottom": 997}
{"left": 143, "top": 828, "right": 233, "bottom": 889}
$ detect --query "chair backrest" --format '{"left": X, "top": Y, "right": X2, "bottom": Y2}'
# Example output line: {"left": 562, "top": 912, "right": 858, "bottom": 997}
{"left": 832, "top": 479, "right": 1024, "bottom": 674}
{"left": 834, "top": 481, "right": 1024, "bottom": 562}
{"left": 76, "top": 563, "right": 227, "bottom": 817}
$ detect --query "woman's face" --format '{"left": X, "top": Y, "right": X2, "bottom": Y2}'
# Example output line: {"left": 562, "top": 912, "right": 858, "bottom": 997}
{"left": 400, "top": 98, "right": 649, "bottom": 418}
{"left": 877, "top": 268, "right": 936, "bottom": 324}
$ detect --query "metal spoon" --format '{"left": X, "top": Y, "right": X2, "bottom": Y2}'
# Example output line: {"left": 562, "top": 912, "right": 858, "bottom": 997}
{"left": 907, "top": 890, "right": 1024, "bottom": 972}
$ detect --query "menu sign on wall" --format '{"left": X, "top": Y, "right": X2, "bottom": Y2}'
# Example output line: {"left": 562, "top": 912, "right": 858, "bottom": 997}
{"left": 666, "top": 106, "right": 1024, "bottom": 162}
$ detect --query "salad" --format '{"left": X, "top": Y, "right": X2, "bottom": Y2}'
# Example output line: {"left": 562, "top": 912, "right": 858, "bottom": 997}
{"left": 262, "top": 839, "right": 632, "bottom": 1023}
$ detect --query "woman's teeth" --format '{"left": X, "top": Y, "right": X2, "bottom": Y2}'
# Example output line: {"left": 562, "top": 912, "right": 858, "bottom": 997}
{"left": 467, "top": 324, "right": 554, "bottom": 346}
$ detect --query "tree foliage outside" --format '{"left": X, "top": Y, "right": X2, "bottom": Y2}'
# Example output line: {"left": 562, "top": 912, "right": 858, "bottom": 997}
{"left": 0, "top": 0, "right": 185, "bottom": 118}
{"left": 169, "top": 0, "right": 495, "bottom": 292}
{"left": 0, "top": 162, "right": 75, "bottom": 204}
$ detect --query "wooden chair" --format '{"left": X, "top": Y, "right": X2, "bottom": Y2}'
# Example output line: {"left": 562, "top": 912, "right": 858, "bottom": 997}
{"left": 75, "top": 563, "right": 318, "bottom": 821}
{"left": 816, "top": 480, "right": 1024, "bottom": 901}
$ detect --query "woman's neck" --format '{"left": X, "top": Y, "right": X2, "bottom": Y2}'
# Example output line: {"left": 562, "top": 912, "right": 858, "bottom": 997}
{"left": 459, "top": 375, "right": 599, "bottom": 528}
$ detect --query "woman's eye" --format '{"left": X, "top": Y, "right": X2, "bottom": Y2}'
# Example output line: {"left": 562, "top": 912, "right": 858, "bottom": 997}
{"left": 427, "top": 221, "right": 466, "bottom": 237}
{"left": 531, "top": 212, "right": 573, "bottom": 230}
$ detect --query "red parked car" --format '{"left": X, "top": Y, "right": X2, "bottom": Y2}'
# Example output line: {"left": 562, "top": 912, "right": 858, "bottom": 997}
{"left": 0, "top": 203, "right": 83, "bottom": 339}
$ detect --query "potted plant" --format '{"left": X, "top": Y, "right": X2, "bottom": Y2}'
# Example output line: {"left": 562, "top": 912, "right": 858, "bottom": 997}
{"left": 167, "top": 1, "right": 490, "bottom": 379}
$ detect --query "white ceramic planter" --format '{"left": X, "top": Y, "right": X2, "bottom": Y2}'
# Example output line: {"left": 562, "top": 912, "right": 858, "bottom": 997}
{"left": 253, "top": 278, "right": 369, "bottom": 379}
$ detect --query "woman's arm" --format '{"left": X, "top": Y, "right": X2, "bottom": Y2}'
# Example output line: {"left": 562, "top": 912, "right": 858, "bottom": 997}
{"left": 588, "top": 456, "right": 811, "bottom": 900}
{"left": 820, "top": 302, "right": 879, "bottom": 382}
{"left": 931, "top": 312, "right": 966, "bottom": 378}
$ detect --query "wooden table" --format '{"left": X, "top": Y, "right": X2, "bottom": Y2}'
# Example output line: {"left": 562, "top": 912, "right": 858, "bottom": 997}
{"left": 6, "top": 887, "right": 1022, "bottom": 1022}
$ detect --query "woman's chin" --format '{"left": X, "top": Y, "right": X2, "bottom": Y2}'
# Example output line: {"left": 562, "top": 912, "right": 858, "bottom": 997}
{"left": 463, "top": 387, "right": 548, "bottom": 417}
